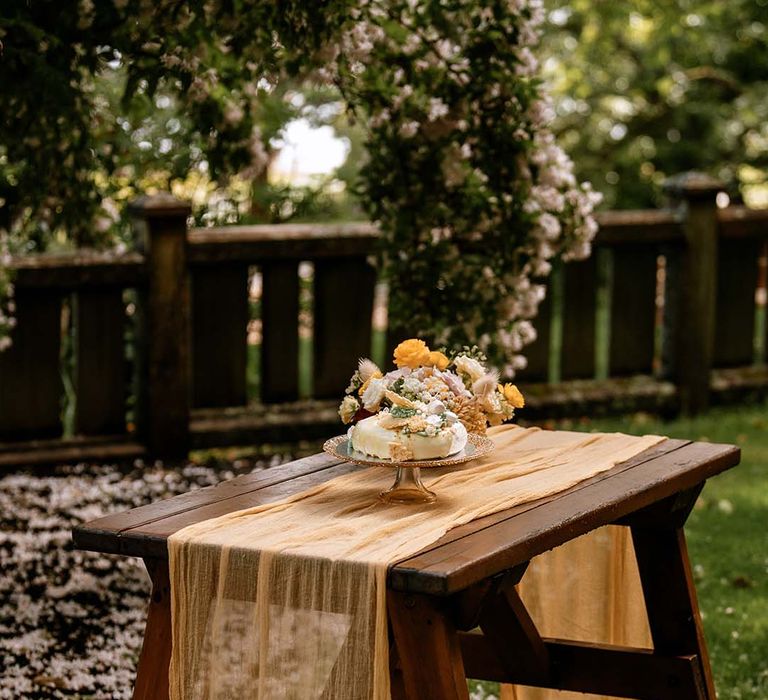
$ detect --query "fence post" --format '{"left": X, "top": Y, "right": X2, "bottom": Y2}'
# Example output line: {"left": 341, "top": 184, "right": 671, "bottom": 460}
{"left": 663, "top": 172, "right": 723, "bottom": 415}
{"left": 129, "top": 194, "right": 192, "bottom": 459}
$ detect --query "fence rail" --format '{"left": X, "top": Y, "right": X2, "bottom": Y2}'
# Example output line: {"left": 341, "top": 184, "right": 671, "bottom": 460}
{"left": 1, "top": 172, "right": 767, "bottom": 466}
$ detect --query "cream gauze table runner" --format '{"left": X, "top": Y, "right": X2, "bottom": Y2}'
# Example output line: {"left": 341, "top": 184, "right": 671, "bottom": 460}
{"left": 168, "top": 425, "right": 663, "bottom": 700}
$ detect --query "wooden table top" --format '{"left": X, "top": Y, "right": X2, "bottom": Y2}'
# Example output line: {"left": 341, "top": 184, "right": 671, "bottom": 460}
{"left": 73, "top": 436, "right": 740, "bottom": 596}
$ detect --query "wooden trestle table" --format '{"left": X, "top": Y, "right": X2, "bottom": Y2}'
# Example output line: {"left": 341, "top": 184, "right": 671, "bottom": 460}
{"left": 73, "top": 435, "right": 740, "bottom": 700}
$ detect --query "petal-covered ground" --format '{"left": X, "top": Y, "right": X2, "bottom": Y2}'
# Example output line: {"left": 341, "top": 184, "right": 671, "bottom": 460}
{"left": 0, "top": 458, "right": 289, "bottom": 699}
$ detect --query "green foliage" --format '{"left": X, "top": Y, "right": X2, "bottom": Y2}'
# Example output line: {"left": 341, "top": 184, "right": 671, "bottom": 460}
{"left": 337, "top": 0, "right": 599, "bottom": 374}
{"left": 542, "top": 0, "right": 768, "bottom": 208}
{"left": 0, "top": 1, "right": 353, "bottom": 249}
{"left": 1, "top": 0, "right": 600, "bottom": 371}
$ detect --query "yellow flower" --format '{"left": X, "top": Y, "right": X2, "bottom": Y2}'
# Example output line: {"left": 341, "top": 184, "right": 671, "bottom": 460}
{"left": 427, "top": 350, "right": 450, "bottom": 370}
{"left": 338, "top": 396, "right": 360, "bottom": 424}
{"left": 499, "top": 383, "right": 525, "bottom": 409}
{"left": 393, "top": 338, "right": 431, "bottom": 368}
{"left": 358, "top": 370, "right": 383, "bottom": 396}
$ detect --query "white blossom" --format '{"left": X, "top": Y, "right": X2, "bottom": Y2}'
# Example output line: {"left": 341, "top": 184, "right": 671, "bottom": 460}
{"left": 362, "top": 377, "right": 387, "bottom": 411}
{"left": 454, "top": 355, "right": 486, "bottom": 383}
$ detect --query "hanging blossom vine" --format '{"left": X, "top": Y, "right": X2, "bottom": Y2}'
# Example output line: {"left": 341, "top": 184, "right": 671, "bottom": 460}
{"left": 330, "top": 0, "right": 601, "bottom": 374}
{"left": 0, "top": 0, "right": 599, "bottom": 372}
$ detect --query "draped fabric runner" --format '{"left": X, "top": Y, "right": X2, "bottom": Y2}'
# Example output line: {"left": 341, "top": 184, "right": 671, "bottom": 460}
{"left": 168, "top": 425, "right": 663, "bottom": 700}
{"left": 503, "top": 524, "right": 653, "bottom": 700}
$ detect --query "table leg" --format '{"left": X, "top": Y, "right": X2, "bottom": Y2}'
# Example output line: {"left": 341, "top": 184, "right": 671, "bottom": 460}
{"left": 631, "top": 522, "right": 716, "bottom": 699}
{"left": 478, "top": 573, "right": 549, "bottom": 684}
{"left": 388, "top": 637, "right": 408, "bottom": 700}
{"left": 133, "top": 558, "right": 172, "bottom": 700}
{"left": 388, "top": 590, "right": 470, "bottom": 700}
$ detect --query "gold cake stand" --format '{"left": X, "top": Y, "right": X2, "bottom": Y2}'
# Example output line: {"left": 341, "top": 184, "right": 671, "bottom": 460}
{"left": 323, "top": 433, "right": 495, "bottom": 505}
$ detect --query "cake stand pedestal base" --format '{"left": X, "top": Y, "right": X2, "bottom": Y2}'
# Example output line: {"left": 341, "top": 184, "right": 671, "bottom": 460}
{"left": 379, "top": 467, "right": 437, "bottom": 505}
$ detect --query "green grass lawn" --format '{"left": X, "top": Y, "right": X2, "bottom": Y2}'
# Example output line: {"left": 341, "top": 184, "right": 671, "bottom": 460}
{"left": 588, "top": 405, "right": 768, "bottom": 699}
{"left": 471, "top": 402, "right": 768, "bottom": 699}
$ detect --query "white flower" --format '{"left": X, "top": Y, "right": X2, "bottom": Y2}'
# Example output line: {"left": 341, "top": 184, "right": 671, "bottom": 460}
{"left": 454, "top": 355, "right": 486, "bottom": 383}
{"left": 402, "top": 376, "right": 424, "bottom": 395}
{"left": 427, "top": 97, "right": 449, "bottom": 121}
{"left": 424, "top": 399, "right": 446, "bottom": 415}
{"left": 399, "top": 121, "right": 420, "bottom": 138}
{"left": 538, "top": 212, "right": 561, "bottom": 240}
{"left": 471, "top": 371, "right": 499, "bottom": 400}
{"left": 223, "top": 102, "right": 244, "bottom": 126}
{"left": 362, "top": 377, "right": 387, "bottom": 411}
{"left": 339, "top": 396, "right": 360, "bottom": 424}
{"left": 383, "top": 367, "right": 411, "bottom": 382}
{"left": 358, "top": 358, "right": 381, "bottom": 383}
{"left": 439, "top": 370, "right": 472, "bottom": 397}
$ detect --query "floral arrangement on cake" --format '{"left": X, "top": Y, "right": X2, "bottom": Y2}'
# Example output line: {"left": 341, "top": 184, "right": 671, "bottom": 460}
{"left": 339, "top": 339, "right": 524, "bottom": 441}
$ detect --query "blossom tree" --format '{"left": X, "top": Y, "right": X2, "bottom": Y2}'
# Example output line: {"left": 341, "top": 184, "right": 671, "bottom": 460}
{"left": 0, "top": 0, "right": 599, "bottom": 373}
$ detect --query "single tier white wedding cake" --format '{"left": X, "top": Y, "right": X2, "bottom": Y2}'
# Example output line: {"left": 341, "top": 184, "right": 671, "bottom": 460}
{"left": 349, "top": 413, "right": 468, "bottom": 461}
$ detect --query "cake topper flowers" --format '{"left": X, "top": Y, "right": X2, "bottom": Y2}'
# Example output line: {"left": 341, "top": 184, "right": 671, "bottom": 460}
{"left": 338, "top": 338, "right": 524, "bottom": 437}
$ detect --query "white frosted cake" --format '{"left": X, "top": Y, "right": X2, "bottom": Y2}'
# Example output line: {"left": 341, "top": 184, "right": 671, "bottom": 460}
{"left": 349, "top": 413, "right": 468, "bottom": 461}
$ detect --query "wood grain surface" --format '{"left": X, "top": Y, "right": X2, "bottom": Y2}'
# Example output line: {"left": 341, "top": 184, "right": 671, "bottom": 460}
{"left": 73, "top": 438, "right": 740, "bottom": 595}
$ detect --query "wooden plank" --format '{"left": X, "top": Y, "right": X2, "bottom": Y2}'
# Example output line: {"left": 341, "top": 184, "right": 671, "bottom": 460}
{"left": 76, "top": 439, "right": 739, "bottom": 589}
{"left": 617, "top": 484, "right": 703, "bottom": 529}
{"left": 460, "top": 633, "right": 706, "bottom": 698}
{"left": 260, "top": 261, "right": 299, "bottom": 402}
{"left": 11, "top": 251, "right": 145, "bottom": 290}
{"left": 390, "top": 441, "right": 739, "bottom": 594}
{"left": 389, "top": 439, "right": 686, "bottom": 581}
{"left": 718, "top": 205, "right": 768, "bottom": 240}
{"left": 660, "top": 243, "right": 684, "bottom": 381}
{"left": 711, "top": 366, "right": 768, "bottom": 397}
{"left": 0, "top": 436, "right": 143, "bottom": 469}
{"left": 449, "top": 577, "right": 497, "bottom": 632}
{"left": 713, "top": 238, "right": 760, "bottom": 367}
{"left": 561, "top": 257, "right": 597, "bottom": 379}
{"left": 420, "top": 439, "right": 693, "bottom": 556}
{"left": 188, "top": 222, "right": 378, "bottom": 263}
{"left": 72, "top": 452, "right": 345, "bottom": 555}
{"left": 74, "top": 289, "right": 126, "bottom": 435}
{"left": 388, "top": 590, "right": 469, "bottom": 700}
{"left": 78, "top": 438, "right": 690, "bottom": 561}
{"left": 664, "top": 174, "right": 721, "bottom": 414}
{"left": 131, "top": 196, "right": 192, "bottom": 458}
{"left": 388, "top": 640, "right": 409, "bottom": 700}
{"left": 191, "top": 264, "right": 249, "bottom": 408}
{"left": 595, "top": 210, "right": 683, "bottom": 245}
{"left": 111, "top": 437, "right": 681, "bottom": 557}
{"left": 190, "top": 399, "right": 341, "bottom": 448}
{"left": 632, "top": 525, "right": 717, "bottom": 697}
{"left": 477, "top": 571, "right": 549, "bottom": 682}
{"left": 0, "top": 289, "right": 63, "bottom": 441}
{"left": 114, "top": 461, "right": 359, "bottom": 558}
{"left": 609, "top": 245, "right": 658, "bottom": 376}
{"left": 762, "top": 243, "right": 768, "bottom": 364}
{"left": 132, "top": 559, "right": 171, "bottom": 700}
{"left": 313, "top": 257, "right": 376, "bottom": 398}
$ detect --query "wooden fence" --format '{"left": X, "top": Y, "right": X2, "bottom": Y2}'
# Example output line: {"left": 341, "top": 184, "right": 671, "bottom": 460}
{"left": 1, "top": 173, "right": 766, "bottom": 467}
